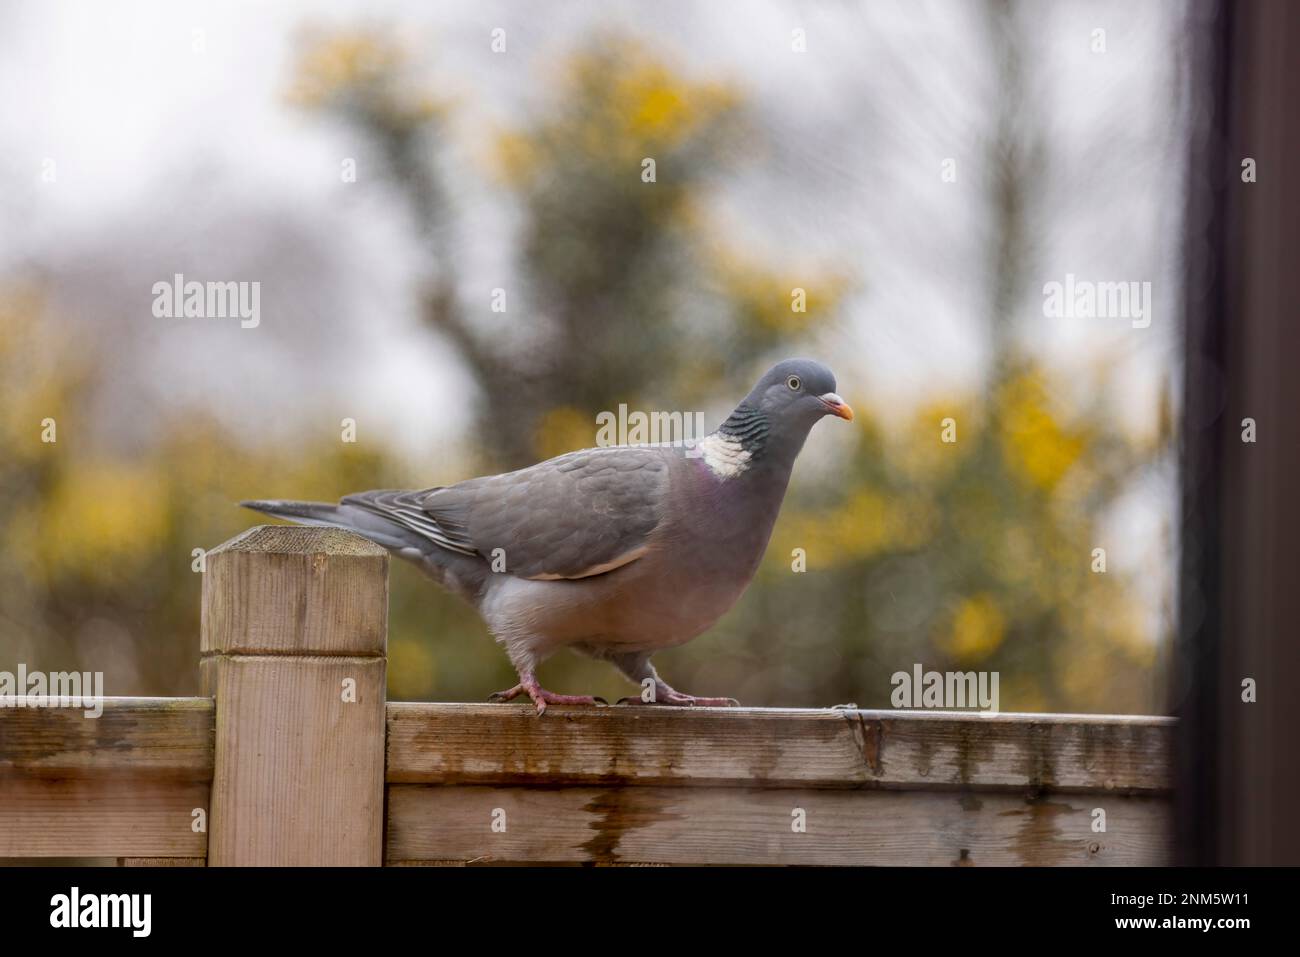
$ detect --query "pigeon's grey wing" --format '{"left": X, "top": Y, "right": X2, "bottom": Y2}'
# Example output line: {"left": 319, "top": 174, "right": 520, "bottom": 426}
{"left": 339, "top": 488, "right": 480, "bottom": 558}
{"left": 419, "top": 446, "right": 671, "bottom": 580}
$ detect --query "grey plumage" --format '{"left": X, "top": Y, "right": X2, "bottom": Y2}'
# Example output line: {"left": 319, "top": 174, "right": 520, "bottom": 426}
{"left": 242, "top": 358, "right": 853, "bottom": 713}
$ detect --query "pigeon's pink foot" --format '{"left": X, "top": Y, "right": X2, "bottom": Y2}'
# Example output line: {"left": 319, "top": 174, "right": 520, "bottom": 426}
{"left": 488, "top": 674, "right": 605, "bottom": 716}
{"left": 620, "top": 680, "right": 740, "bottom": 708}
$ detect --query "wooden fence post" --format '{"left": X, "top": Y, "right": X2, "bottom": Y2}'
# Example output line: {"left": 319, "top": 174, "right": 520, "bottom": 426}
{"left": 201, "top": 525, "right": 388, "bottom": 866}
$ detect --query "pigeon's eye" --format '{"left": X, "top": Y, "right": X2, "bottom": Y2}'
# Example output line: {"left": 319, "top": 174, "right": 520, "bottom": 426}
{"left": 786, "top": 375, "right": 801, "bottom": 391}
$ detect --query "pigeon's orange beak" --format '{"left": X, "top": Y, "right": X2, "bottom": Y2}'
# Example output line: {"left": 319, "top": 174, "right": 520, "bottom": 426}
{"left": 819, "top": 393, "right": 854, "bottom": 421}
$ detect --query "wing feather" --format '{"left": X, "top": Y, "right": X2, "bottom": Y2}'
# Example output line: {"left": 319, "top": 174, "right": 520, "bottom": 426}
{"left": 423, "top": 446, "right": 669, "bottom": 579}
{"left": 345, "top": 447, "right": 670, "bottom": 580}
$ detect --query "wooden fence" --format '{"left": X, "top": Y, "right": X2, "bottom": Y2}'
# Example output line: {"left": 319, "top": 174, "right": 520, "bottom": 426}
{"left": 0, "top": 526, "right": 1174, "bottom": 866}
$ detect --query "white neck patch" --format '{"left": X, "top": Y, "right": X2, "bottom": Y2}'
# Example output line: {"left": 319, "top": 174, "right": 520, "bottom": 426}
{"left": 695, "top": 432, "right": 752, "bottom": 479}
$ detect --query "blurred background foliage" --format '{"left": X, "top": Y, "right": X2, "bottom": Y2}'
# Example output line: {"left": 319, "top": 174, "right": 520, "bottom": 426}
{"left": 0, "top": 3, "right": 1176, "bottom": 713}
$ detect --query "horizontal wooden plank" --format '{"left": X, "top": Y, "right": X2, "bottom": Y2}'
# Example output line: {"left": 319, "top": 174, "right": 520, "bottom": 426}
{"left": 118, "top": 857, "right": 206, "bottom": 867}
{"left": 0, "top": 697, "right": 213, "bottom": 779}
{"left": 387, "top": 784, "right": 1171, "bottom": 866}
{"left": 386, "top": 704, "right": 1172, "bottom": 793}
{"left": 0, "top": 778, "right": 209, "bottom": 858}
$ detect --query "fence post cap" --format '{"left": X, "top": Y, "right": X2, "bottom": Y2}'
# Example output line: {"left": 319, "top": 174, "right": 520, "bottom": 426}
{"left": 201, "top": 524, "right": 388, "bottom": 657}
{"left": 209, "top": 524, "right": 387, "bottom": 557}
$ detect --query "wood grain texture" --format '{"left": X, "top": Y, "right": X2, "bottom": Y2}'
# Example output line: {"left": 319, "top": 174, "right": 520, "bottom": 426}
{"left": 386, "top": 704, "right": 1172, "bottom": 793}
{"left": 201, "top": 525, "right": 388, "bottom": 656}
{"left": 0, "top": 778, "right": 208, "bottom": 858}
{"left": 386, "top": 783, "right": 1172, "bottom": 866}
{"left": 118, "top": 857, "right": 206, "bottom": 866}
{"left": 207, "top": 656, "right": 386, "bottom": 865}
{"left": 0, "top": 697, "right": 212, "bottom": 779}
{"left": 203, "top": 526, "right": 388, "bottom": 866}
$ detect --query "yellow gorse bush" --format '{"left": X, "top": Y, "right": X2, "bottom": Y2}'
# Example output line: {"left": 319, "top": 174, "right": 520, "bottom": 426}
{"left": 943, "top": 593, "right": 1007, "bottom": 663}
{"left": 33, "top": 465, "right": 169, "bottom": 583}
{"left": 287, "top": 29, "right": 443, "bottom": 128}
{"left": 496, "top": 39, "right": 739, "bottom": 184}
{"left": 997, "top": 369, "right": 1087, "bottom": 493}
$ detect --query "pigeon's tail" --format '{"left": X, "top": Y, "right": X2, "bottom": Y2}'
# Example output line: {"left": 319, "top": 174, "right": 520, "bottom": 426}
{"left": 239, "top": 499, "right": 417, "bottom": 552}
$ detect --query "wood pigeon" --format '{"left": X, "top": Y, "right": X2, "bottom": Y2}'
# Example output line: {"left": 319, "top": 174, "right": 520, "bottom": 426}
{"left": 243, "top": 358, "right": 853, "bottom": 713}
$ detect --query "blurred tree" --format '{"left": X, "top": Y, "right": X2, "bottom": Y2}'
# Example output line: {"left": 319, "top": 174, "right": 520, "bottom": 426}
{"left": 0, "top": 282, "right": 421, "bottom": 697}
{"left": 291, "top": 31, "right": 848, "bottom": 468}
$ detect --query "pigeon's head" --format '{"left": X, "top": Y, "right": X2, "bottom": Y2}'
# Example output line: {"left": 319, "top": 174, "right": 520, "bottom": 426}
{"left": 743, "top": 358, "right": 853, "bottom": 427}
{"left": 713, "top": 359, "right": 852, "bottom": 467}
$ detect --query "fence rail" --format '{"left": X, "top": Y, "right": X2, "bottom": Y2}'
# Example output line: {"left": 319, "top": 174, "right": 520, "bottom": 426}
{"left": 0, "top": 698, "right": 212, "bottom": 860}
{"left": 0, "top": 526, "right": 1174, "bottom": 866}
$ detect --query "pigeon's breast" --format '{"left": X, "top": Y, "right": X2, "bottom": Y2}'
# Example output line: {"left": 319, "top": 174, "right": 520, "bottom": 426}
{"left": 483, "top": 550, "right": 753, "bottom": 658}
{"left": 481, "top": 455, "right": 787, "bottom": 657}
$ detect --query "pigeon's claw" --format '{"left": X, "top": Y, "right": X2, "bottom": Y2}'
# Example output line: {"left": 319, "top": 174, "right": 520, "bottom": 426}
{"left": 488, "top": 675, "right": 606, "bottom": 716}
{"left": 669, "top": 693, "right": 741, "bottom": 707}
{"left": 619, "top": 680, "right": 739, "bottom": 708}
